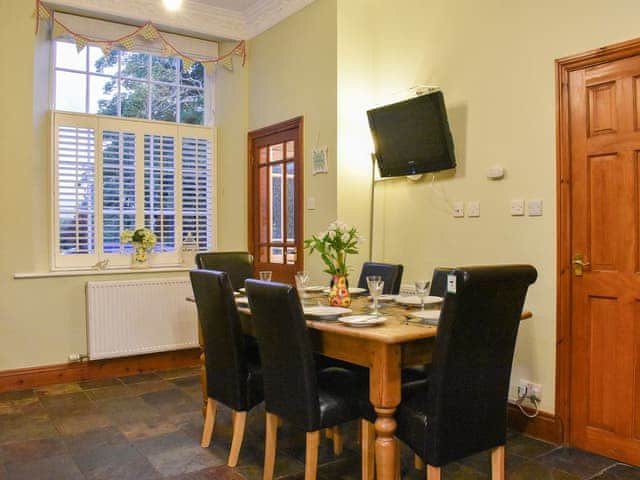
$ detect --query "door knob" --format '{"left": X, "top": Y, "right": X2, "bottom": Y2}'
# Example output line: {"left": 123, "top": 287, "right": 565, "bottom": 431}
{"left": 572, "top": 253, "right": 591, "bottom": 276}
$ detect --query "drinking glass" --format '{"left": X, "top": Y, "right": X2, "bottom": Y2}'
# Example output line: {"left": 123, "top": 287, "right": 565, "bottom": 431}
{"left": 415, "top": 280, "right": 430, "bottom": 311}
{"left": 259, "top": 271, "right": 272, "bottom": 282}
{"left": 295, "top": 271, "right": 310, "bottom": 302}
{"left": 366, "top": 275, "right": 384, "bottom": 316}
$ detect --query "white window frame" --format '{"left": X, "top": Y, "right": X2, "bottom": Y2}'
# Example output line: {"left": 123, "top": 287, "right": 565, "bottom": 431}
{"left": 51, "top": 111, "right": 217, "bottom": 271}
{"left": 52, "top": 39, "right": 212, "bottom": 126}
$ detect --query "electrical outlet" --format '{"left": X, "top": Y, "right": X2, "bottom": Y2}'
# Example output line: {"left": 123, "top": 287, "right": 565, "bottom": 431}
{"left": 467, "top": 201, "right": 480, "bottom": 217}
{"left": 518, "top": 379, "right": 542, "bottom": 401}
{"left": 511, "top": 199, "right": 525, "bottom": 216}
{"left": 452, "top": 201, "right": 464, "bottom": 218}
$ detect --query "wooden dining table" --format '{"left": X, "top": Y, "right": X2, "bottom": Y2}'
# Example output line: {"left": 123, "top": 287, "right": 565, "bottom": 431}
{"left": 190, "top": 292, "right": 532, "bottom": 480}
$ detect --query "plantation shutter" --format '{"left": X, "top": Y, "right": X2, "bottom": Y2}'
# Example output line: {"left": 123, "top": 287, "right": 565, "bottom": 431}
{"left": 181, "top": 137, "right": 213, "bottom": 250}
{"left": 55, "top": 120, "right": 98, "bottom": 268}
{"left": 102, "top": 131, "right": 136, "bottom": 254}
{"left": 144, "top": 134, "right": 176, "bottom": 254}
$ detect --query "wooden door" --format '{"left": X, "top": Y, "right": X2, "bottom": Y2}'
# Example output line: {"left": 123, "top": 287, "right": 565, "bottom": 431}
{"left": 567, "top": 53, "right": 640, "bottom": 464}
{"left": 248, "top": 117, "right": 303, "bottom": 284}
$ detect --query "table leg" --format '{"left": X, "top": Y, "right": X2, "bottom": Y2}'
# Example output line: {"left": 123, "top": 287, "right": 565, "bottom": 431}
{"left": 370, "top": 344, "right": 401, "bottom": 480}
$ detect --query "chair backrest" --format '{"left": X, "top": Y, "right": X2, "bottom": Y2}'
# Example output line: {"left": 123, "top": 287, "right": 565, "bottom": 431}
{"left": 357, "top": 262, "right": 404, "bottom": 294}
{"left": 425, "top": 265, "right": 537, "bottom": 466}
{"left": 195, "top": 251, "right": 254, "bottom": 291}
{"left": 190, "top": 269, "right": 251, "bottom": 411}
{"left": 245, "top": 279, "right": 321, "bottom": 431}
{"left": 429, "top": 267, "right": 453, "bottom": 297}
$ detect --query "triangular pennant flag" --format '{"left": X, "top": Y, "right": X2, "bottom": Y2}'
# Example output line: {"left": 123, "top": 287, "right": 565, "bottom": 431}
{"left": 162, "top": 42, "right": 176, "bottom": 58}
{"left": 181, "top": 57, "right": 195, "bottom": 72}
{"left": 233, "top": 43, "right": 244, "bottom": 57}
{"left": 139, "top": 24, "right": 159, "bottom": 41}
{"left": 75, "top": 36, "right": 87, "bottom": 53}
{"left": 221, "top": 55, "right": 233, "bottom": 72}
{"left": 120, "top": 36, "right": 136, "bottom": 51}
{"left": 52, "top": 21, "right": 66, "bottom": 39}
{"left": 38, "top": 3, "right": 51, "bottom": 20}
{"left": 203, "top": 62, "right": 216, "bottom": 76}
{"left": 100, "top": 43, "right": 113, "bottom": 56}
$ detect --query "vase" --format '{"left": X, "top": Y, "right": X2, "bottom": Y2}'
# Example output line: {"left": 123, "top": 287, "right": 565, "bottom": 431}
{"left": 329, "top": 274, "right": 351, "bottom": 307}
{"left": 131, "top": 244, "right": 150, "bottom": 268}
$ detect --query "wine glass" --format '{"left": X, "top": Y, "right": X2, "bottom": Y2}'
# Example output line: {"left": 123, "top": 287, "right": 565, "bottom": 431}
{"left": 366, "top": 275, "right": 384, "bottom": 316}
{"left": 295, "top": 271, "right": 310, "bottom": 303}
{"left": 415, "top": 280, "right": 430, "bottom": 311}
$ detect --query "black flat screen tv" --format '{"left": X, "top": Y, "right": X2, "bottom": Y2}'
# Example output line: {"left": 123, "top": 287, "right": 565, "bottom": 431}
{"left": 367, "top": 90, "right": 456, "bottom": 178}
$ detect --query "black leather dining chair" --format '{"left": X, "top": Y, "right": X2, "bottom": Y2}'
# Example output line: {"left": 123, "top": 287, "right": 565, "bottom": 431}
{"left": 429, "top": 267, "right": 453, "bottom": 298}
{"left": 195, "top": 251, "right": 254, "bottom": 291}
{"left": 245, "top": 279, "right": 365, "bottom": 480}
{"left": 357, "top": 262, "right": 404, "bottom": 294}
{"left": 189, "top": 269, "right": 263, "bottom": 467}
{"left": 393, "top": 265, "right": 537, "bottom": 480}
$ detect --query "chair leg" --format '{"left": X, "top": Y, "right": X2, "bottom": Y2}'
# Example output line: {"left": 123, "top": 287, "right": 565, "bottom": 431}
{"left": 263, "top": 413, "right": 279, "bottom": 480}
{"left": 305, "top": 430, "right": 320, "bottom": 480}
{"left": 427, "top": 465, "right": 441, "bottom": 480}
{"left": 201, "top": 398, "right": 217, "bottom": 448}
{"left": 227, "top": 410, "right": 247, "bottom": 467}
{"left": 395, "top": 439, "right": 401, "bottom": 480}
{"left": 332, "top": 426, "right": 343, "bottom": 456}
{"left": 325, "top": 428, "right": 333, "bottom": 439}
{"left": 414, "top": 454, "right": 425, "bottom": 470}
{"left": 491, "top": 445, "right": 505, "bottom": 480}
{"left": 361, "top": 419, "right": 375, "bottom": 480}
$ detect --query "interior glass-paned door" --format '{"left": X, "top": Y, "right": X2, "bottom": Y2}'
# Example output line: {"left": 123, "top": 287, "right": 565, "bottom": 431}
{"left": 249, "top": 118, "right": 303, "bottom": 283}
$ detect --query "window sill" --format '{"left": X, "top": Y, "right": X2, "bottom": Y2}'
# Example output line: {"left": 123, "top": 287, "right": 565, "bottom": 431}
{"left": 13, "top": 266, "right": 195, "bottom": 280}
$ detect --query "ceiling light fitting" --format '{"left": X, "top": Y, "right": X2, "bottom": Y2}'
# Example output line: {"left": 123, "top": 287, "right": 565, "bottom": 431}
{"left": 163, "top": 0, "right": 183, "bottom": 11}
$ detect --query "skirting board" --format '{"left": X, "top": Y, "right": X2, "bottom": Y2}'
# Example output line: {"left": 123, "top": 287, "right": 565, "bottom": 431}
{"left": 507, "top": 402, "right": 563, "bottom": 444}
{"left": 0, "top": 348, "right": 201, "bottom": 393}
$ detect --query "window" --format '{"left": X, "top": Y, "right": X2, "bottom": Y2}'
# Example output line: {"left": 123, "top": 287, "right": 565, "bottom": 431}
{"left": 53, "top": 113, "right": 215, "bottom": 270}
{"left": 54, "top": 41, "right": 206, "bottom": 125}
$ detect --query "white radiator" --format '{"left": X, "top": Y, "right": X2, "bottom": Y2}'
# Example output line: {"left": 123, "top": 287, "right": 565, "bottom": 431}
{"left": 86, "top": 278, "right": 198, "bottom": 360}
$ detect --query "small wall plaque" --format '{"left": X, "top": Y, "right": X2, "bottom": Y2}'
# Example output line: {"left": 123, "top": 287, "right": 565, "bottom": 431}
{"left": 312, "top": 147, "right": 329, "bottom": 175}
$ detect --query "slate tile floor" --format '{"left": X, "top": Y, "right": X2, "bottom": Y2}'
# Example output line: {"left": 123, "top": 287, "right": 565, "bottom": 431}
{"left": 0, "top": 368, "right": 639, "bottom": 479}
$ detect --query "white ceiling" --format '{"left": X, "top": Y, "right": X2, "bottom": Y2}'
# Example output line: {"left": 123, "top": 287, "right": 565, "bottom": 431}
{"left": 193, "top": 0, "right": 260, "bottom": 12}
{"left": 48, "top": 0, "right": 316, "bottom": 40}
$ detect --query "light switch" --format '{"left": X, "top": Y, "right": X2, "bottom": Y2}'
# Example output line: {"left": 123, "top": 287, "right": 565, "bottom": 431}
{"left": 307, "top": 197, "right": 316, "bottom": 210}
{"left": 511, "top": 199, "right": 525, "bottom": 216}
{"left": 452, "top": 201, "right": 464, "bottom": 218}
{"left": 528, "top": 199, "right": 543, "bottom": 216}
{"left": 467, "top": 201, "right": 480, "bottom": 217}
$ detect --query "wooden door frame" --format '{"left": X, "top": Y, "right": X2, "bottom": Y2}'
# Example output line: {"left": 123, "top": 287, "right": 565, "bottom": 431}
{"left": 247, "top": 116, "right": 304, "bottom": 275}
{"left": 556, "top": 37, "right": 640, "bottom": 444}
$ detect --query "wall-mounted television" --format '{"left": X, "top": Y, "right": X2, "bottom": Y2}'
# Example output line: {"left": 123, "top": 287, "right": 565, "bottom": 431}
{"left": 367, "top": 90, "right": 456, "bottom": 178}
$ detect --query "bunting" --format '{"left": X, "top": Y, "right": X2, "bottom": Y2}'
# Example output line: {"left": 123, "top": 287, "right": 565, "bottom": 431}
{"left": 220, "top": 55, "right": 233, "bottom": 72}
{"left": 33, "top": 0, "right": 246, "bottom": 73}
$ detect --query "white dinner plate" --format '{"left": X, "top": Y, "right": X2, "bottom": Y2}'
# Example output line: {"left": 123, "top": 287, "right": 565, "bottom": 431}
{"left": 235, "top": 296, "right": 249, "bottom": 306}
{"left": 303, "top": 306, "right": 352, "bottom": 318}
{"left": 409, "top": 310, "right": 441, "bottom": 322}
{"left": 338, "top": 315, "right": 386, "bottom": 327}
{"left": 304, "top": 285, "right": 326, "bottom": 292}
{"left": 238, "top": 287, "right": 246, "bottom": 293}
{"left": 367, "top": 294, "right": 398, "bottom": 302}
{"left": 395, "top": 295, "right": 443, "bottom": 306}
{"left": 322, "top": 287, "right": 368, "bottom": 295}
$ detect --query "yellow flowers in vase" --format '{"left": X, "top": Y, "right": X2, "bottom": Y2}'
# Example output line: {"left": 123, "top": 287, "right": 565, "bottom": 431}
{"left": 120, "top": 228, "right": 157, "bottom": 268}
